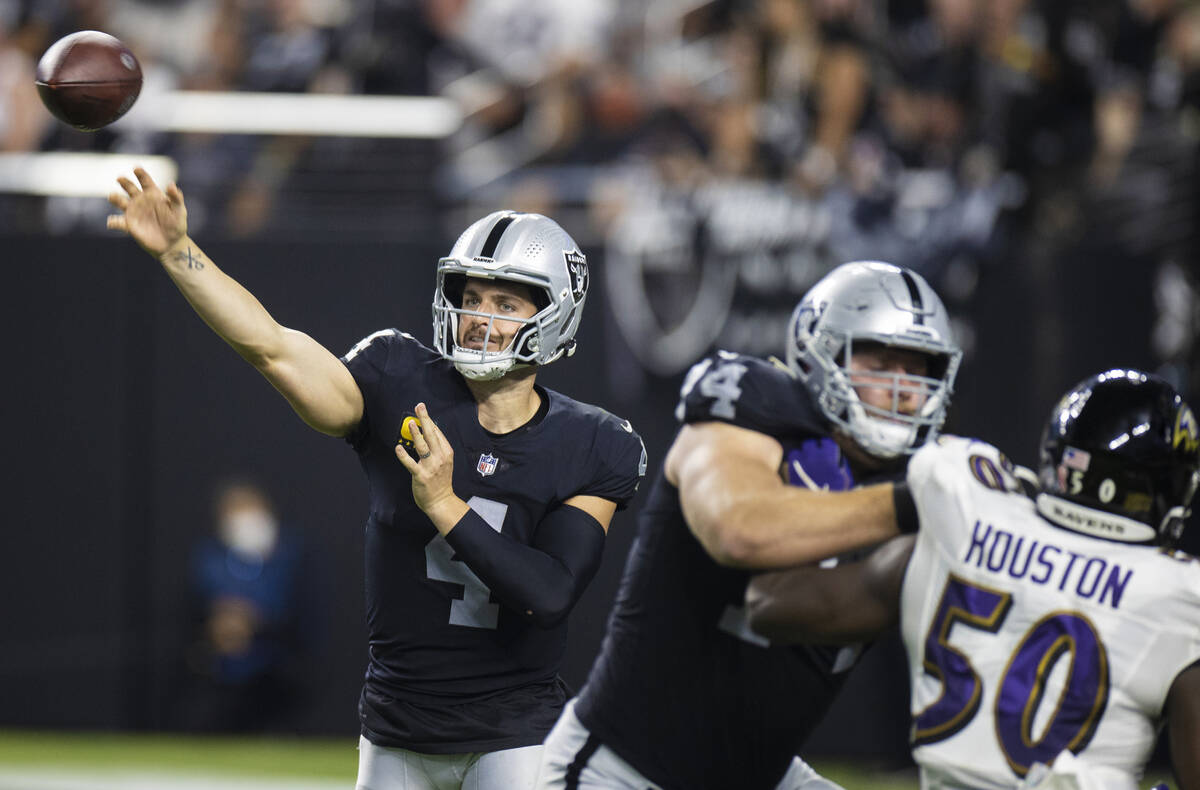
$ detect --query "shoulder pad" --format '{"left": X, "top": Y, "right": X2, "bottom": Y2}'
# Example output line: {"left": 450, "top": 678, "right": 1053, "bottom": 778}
{"left": 675, "top": 350, "right": 824, "bottom": 438}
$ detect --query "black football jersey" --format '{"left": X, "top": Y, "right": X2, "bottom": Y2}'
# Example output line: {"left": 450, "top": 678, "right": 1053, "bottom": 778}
{"left": 342, "top": 330, "right": 645, "bottom": 752}
{"left": 574, "top": 351, "right": 885, "bottom": 790}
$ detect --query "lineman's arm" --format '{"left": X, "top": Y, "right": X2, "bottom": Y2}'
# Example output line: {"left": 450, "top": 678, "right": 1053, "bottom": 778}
{"left": 665, "top": 421, "right": 903, "bottom": 568}
{"left": 745, "top": 535, "right": 915, "bottom": 644}
{"left": 107, "top": 168, "right": 362, "bottom": 436}
{"left": 1167, "top": 662, "right": 1200, "bottom": 790}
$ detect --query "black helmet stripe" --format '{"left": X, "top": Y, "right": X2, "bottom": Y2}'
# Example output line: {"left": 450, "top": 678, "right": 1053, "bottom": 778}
{"left": 480, "top": 213, "right": 519, "bottom": 259}
{"left": 900, "top": 269, "right": 925, "bottom": 325}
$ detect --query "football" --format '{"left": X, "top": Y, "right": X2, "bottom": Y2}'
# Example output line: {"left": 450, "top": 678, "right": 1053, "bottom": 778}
{"left": 35, "top": 31, "right": 142, "bottom": 132}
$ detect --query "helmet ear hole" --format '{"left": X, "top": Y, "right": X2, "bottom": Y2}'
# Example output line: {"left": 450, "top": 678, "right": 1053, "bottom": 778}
{"left": 514, "top": 323, "right": 542, "bottom": 357}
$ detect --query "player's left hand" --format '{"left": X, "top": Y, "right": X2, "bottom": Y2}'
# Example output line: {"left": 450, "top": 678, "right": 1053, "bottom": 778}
{"left": 394, "top": 403, "right": 461, "bottom": 523}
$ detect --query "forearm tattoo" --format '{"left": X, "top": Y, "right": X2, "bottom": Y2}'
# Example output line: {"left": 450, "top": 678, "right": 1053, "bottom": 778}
{"left": 169, "top": 246, "right": 205, "bottom": 271}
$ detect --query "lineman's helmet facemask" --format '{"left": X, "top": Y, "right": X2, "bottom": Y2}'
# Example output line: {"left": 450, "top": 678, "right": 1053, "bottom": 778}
{"left": 433, "top": 211, "right": 589, "bottom": 381}
{"left": 787, "top": 261, "right": 962, "bottom": 459}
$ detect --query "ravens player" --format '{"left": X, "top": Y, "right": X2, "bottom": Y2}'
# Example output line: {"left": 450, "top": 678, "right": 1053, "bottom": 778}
{"left": 107, "top": 169, "right": 646, "bottom": 790}
{"left": 747, "top": 369, "right": 1200, "bottom": 789}
{"left": 536, "top": 261, "right": 962, "bottom": 789}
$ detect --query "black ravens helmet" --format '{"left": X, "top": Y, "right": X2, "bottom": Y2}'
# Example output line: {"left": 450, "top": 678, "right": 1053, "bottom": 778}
{"left": 1036, "top": 369, "right": 1200, "bottom": 546}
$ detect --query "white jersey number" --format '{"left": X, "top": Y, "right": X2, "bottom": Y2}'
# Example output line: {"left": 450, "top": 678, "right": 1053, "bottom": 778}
{"left": 677, "top": 355, "right": 749, "bottom": 421}
{"left": 424, "top": 497, "right": 509, "bottom": 629}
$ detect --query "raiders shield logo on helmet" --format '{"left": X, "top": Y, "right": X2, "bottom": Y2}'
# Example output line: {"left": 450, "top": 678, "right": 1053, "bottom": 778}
{"left": 565, "top": 250, "right": 588, "bottom": 302}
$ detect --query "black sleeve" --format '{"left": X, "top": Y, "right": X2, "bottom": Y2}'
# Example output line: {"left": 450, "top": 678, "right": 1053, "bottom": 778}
{"left": 444, "top": 503, "right": 606, "bottom": 628}
{"left": 893, "top": 482, "right": 919, "bottom": 535}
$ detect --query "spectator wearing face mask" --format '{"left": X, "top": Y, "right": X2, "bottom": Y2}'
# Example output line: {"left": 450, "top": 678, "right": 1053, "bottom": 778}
{"left": 177, "top": 479, "right": 313, "bottom": 733}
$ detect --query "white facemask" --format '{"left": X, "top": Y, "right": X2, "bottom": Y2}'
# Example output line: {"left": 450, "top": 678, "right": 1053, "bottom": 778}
{"left": 219, "top": 509, "right": 279, "bottom": 559}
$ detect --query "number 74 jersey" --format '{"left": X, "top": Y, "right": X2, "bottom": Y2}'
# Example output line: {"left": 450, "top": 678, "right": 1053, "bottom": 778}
{"left": 901, "top": 437, "right": 1200, "bottom": 789}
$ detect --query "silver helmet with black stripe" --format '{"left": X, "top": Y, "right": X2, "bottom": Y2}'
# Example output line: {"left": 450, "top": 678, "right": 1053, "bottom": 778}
{"left": 786, "top": 261, "right": 962, "bottom": 458}
{"left": 433, "top": 210, "right": 589, "bottom": 380}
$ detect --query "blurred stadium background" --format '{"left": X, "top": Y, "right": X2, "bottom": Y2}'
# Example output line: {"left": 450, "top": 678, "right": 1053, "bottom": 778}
{"left": 3, "top": 0, "right": 1199, "bottom": 786}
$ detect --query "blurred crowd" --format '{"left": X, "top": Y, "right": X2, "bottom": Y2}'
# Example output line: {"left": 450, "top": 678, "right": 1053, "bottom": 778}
{"left": 3, "top": 0, "right": 1200, "bottom": 387}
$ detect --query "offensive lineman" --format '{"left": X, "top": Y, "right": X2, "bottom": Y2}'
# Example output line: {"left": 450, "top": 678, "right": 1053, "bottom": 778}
{"left": 747, "top": 369, "right": 1200, "bottom": 788}
{"left": 537, "top": 262, "right": 962, "bottom": 788}
{"left": 107, "top": 169, "right": 646, "bottom": 789}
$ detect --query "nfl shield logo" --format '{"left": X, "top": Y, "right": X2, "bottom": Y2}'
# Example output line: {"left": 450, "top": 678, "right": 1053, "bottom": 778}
{"left": 477, "top": 453, "right": 498, "bottom": 477}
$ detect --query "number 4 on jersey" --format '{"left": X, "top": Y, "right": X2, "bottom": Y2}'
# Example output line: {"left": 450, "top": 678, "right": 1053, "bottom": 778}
{"left": 424, "top": 497, "right": 509, "bottom": 629}
{"left": 678, "top": 355, "right": 749, "bottom": 421}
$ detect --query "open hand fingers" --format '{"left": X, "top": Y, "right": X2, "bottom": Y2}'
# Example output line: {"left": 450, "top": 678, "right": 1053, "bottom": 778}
{"left": 134, "top": 166, "right": 161, "bottom": 195}
{"left": 107, "top": 191, "right": 129, "bottom": 210}
{"left": 394, "top": 440, "right": 417, "bottom": 472}
{"left": 166, "top": 182, "right": 184, "bottom": 207}
{"left": 117, "top": 175, "right": 139, "bottom": 197}
{"left": 106, "top": 214, "right": 128, "bottom": 232}
{"left": 415, "top": 403, "right": 452, "bottom": 455}
{"left": 394, "top": 406, "right": 453, "bottom": 476}
{"left": 410, "top": 419, "right": 433, "bottom": 460}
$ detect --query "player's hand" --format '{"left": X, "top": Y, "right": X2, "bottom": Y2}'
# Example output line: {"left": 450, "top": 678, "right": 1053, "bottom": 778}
{"left": 106, "top": 166, "right": 188, "bottom": 256}
{"left": 394, "top": 403, "right": 461, "bottom": 523}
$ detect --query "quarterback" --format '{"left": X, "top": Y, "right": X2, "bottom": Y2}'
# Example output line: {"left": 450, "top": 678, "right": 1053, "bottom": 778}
{"left": 748, "top": 369, "right": 1200, "bottom": 789}
{"left": 107, "top": 169, "right": 646, "bottom": 790}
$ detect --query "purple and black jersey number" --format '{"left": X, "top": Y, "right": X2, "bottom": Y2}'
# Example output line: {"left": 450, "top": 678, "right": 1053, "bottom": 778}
{"left": 914, "top": 576, "right": 1110, "bottom": 778}
{"left": 913, "top": 575, "right": 1011, "bottom": 746}
{"left": 994, "top": 613, "right": 1109, "bottom": 776}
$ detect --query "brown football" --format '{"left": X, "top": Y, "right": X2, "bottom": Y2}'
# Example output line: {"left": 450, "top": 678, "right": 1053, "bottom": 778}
{"left": 35, "top": 31, "right": 143, "bottom": 132}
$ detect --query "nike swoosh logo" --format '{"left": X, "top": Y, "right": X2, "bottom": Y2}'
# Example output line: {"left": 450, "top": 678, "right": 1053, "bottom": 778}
{"left": 621, "top": 420, "right": 633, "bottom": 433}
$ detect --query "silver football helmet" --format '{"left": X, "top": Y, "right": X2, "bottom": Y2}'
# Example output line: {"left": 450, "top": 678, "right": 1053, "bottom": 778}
{"left": 787, "top": 261, "right": 962, "bottom": 458}
{"left": 433, "top": 210, "right": 589, "bottom": 380}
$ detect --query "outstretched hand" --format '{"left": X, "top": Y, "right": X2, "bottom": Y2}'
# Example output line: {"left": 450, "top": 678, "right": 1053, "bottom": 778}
{"left": 107, "top": 166, "right": 188, "bottom": 256}
{"left": 394, "top": 403, "right": 465, "bottom": 529}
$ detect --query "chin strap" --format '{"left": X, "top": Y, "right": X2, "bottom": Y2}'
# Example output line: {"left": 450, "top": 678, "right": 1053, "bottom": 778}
{"left": 453, "top": 358, "right": 513, "bottom": 380}
{"left": 452, "top": 352, "right": 536, "bottom": 381}
{"left": 846, "top": 408, "right": 916, "bottom": 459}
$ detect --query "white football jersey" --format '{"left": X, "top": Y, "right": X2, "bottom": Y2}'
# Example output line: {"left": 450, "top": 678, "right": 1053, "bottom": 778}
{"left": 901, "top": 436, "right": 1200, "bottom": 789}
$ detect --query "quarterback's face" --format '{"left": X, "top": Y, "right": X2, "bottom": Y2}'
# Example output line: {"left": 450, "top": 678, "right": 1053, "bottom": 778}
{"left": 458, "top": 280, "right": 539, "bottom": 352}
{"left": 847, "top": 343, "right": 930, "bottom": 417}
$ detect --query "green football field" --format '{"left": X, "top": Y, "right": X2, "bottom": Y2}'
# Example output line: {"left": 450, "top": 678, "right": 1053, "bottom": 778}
{"left": 0, "top": 730, "right": 1175, "bottom": 789}
{"left": 0, "top": 731, "right": 350, "bottom": 789}
{"left": 0, "top": 730, "right": 921, "bottom": 789}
